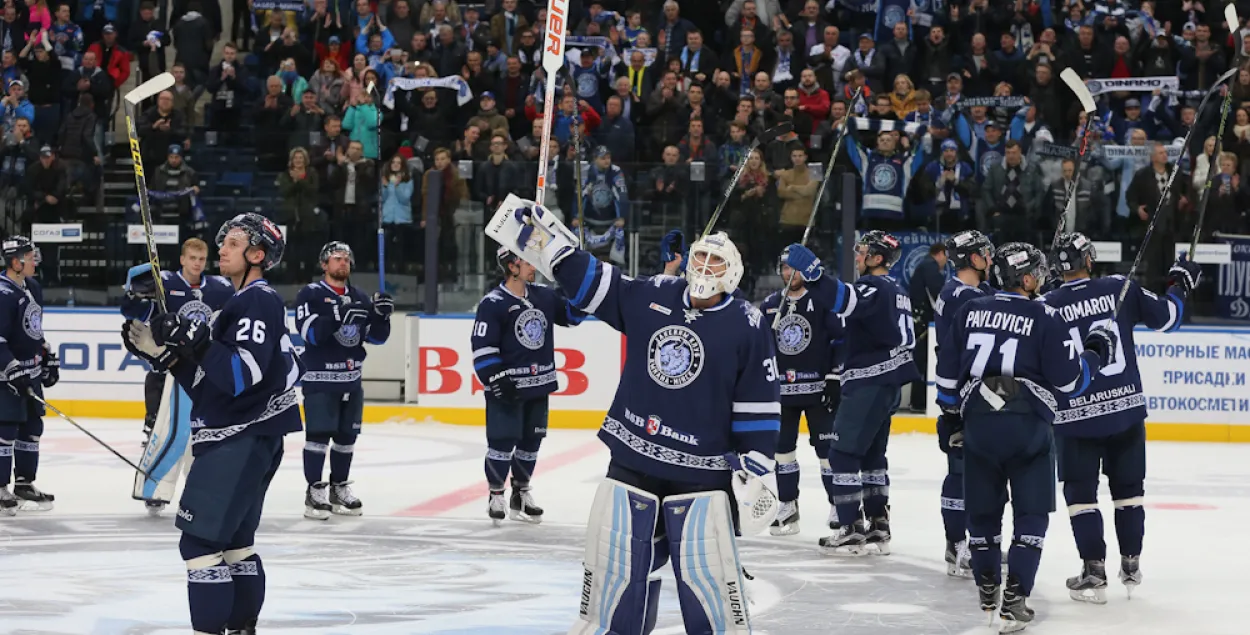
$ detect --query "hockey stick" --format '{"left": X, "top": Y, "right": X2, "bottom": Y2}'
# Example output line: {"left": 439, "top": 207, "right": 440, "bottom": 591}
{"left": 1187, "top": 4, "right": 1241, "bottom": 258}
{"left": 701, "top": 121, "right": 794, "bottom": 238}
{"left": 533, "top": 0, "right": 569, "bottom": 206}
{"left": 369, "top": 80, "right": 386, "bottom": 291}
{"left": 123, "top": 72, "right": 176, "bottom": 314}
{"left": 563, "top": 75, "right": 586, "bottom": 248}
{"left": 1053, "top": 69, "right": 1099, "bottom": 248}
{"left": 1113, "top": 63, "right": 1240, "bottom": 319}
{"left": 31, "top": 391, "right": 146, "bottom": 473}
{"left": 772, "top": 89, "right": 862, "bottom": 330}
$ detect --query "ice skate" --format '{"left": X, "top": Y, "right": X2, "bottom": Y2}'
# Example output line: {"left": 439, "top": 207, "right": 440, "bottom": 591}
{"left": 14, "top": 482, "right": 54, "bottom": 511}
{"left": 1066, "top": 559, "right": 1108, "bottom": 604}
{"left": 330, "top": 481, "right": 363, "bottom": 516}
{"left": 225, "top": 619, "right": 257, "bottom": 634}
{"left": 998, "top": 576, "right": 1035, "bottom": 633}
{"left": 509, "top": 482, "right": 543, "bottom": 524}
{"left": 304, "top": 482, "right": 331, "bottom": 520}
{"left": 977, "top": 577, "right": 1001, "bottom": 623}
{"left": 769, "top": 500, "right": 800, "bottom": 536}
{"left": 1119, "top": 555, "right": 1142, "bottom": 598}
{"left": 865, "top": 514, "right": 891, "bottom": 555}
{"left": 0, "top": 485, "right": 16, "bottom": 516}
{"left": 819, "top": 521, "right": 868, "bottom": 556}
{"left": 144, "top": 500, "right": 167, "bottom": 517}
{"left": 488, "top": 490, "right": 506, "bottom": 526}
{"left": 946, "top": 539, "right": 973, "bottom": 578}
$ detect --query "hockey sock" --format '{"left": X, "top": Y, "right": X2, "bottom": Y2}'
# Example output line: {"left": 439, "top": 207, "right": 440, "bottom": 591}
{"left": 14, "top": 416, "right": 41, "bottom": 482}
{"left": 224, "top": 548, "right": 265, "bottom": 630}
{"left": 180, "top": 533, "right": 234, "bottom": 634}
{"left": 1112, "top": 488, "right": 1145, "bottom": 557}
{"left": 819, "top": 458, "right": 834, "bottom": 503}
{"left": 329, "top": 433, "right": 357, "bottom": 484}
{"left": 775, "top": 451, "right": 799, "bottom": 503}
{"left": 861, "top": 456, "right": 890, "bottom": 519}
{"left": 1007, "top": 514, "right": 1049, "bottom": 596}
{"left": 967, "top": 517, "right": 1003, "bottom": 587}
{"left": 940, "top": 473, "right": 967, "bottom": 543}
{"left": 1063, "top": 481, "right": 1106, "bottom": 560}
{"left": 511, "top": 436, "right": 542, "bottom": 485}
{"left": 485, "top": 438, "right": 515, "bottom": 490}
{"left": 826, "top": 449, "right": 863, "bottom": 527}
{"left": 302, "top": 437, "right": 330, "bottom": 485}
{"left": 0, "top": 423, "right": 16, "bottom": 486}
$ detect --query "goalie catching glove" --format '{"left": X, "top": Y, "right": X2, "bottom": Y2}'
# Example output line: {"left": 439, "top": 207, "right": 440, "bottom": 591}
{"left": 484, "top": 194, "right": 579, "bottom": 281}
{"left": 728, "top": 450, "right": 780, "bottom": 536}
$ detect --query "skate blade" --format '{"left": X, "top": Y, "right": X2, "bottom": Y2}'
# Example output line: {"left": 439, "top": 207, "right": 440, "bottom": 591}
{"left": 509, "top": 510, "right": 543, "bottom": 524}
{"left": 769, "top": 522, "right": 801, "bottom": 537}
{"left": 0, "top": 505, "right": 15, "bottom": 517}
{"left": 819, "top": 542, "right": 867, "bottom": 556}
{"left": 867, "top": 541, "right": 891, "bottom": 556}
{"left": 1124, "top": 582, "right": 1140, "bottom": 600}
{"left": 331, "top": 505, "right": 363, "bottom": 516}
{"left": 16, "top": 500, "right": 52, "bottom": 512}
{"left": 491, "top": 516, "right": 505, "bottom": 527}
{"left": 998, "top": 617, "right": 1028, "bottom": 633}
{"left": 1069, "top": 587, "right": 1108, "bottom": 605}
{"left": 946, "top": 563, "right": 973, "bottom": 579}
{"left": 304, "top": 507, "right": 331, "bottom": 521}
{"left": 145, "top": 503, "right": 167, "bottom": 517}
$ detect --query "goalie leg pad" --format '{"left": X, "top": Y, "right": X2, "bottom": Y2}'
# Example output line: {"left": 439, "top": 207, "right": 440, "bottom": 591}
{"left": 134, "top": 376, "right": 192, "bottom": 503}
{"left": 663, "top": 490, "right": 751, "bottom": 634}
{"left": 569, "top": 478, "right": 661, "bottom": 635}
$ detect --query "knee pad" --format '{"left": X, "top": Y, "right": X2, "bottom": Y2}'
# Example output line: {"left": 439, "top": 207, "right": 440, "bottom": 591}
{"left": 180, "top": 533, "right": 230, "bottom": 582}
{"left": 0, "top": 422, "right": 16, "bottom": 455}
{"left": 304, "top": 436, "right": 331, "bottom": 455}
{"left": 1063, "top": 480, "right": 1100, "bottom": 517}
{"left": 1012, "top": 514, "right": 1049, "bottom": 551}
{"left": 18, "top": 416, "right": 42, "bottom": 439}
{"left": 1110, "top": 480, "right": 1144, "bottom": 510}
{"left": 827, "top": 448, "right": 860, "bottom": 472}
{"left": 515, "top": 434, "right": 542, "bottom": 454}
{"left": 330, "top": 433, "right": 357, "bottom": 453}
{"left": 487, "top": 437, "right": 519, "bottom": 453}
{"left": 224, "top": 546, "right": 259, "bottom": 576}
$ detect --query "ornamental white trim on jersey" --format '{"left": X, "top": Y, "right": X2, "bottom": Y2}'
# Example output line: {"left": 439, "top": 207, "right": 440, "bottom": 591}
{"left": 1053, "top": 393, "right": 1147, "bottom": 424}
{"left": 780, "top": 381, "right": 825, "bottom": 395}
{"left": 514, "top": 371, "right": 557, "bottom": 389}
{"left": 958, "top": 377, "right": 1058, "bottom": 416}
{"left": 840, "top": 349, "right": 914, "bottom": 384}
{"left": 190, "top": 388, "right": 299, "bottom": 446}
{"left": 301, "top": 370, "right": 363, "bottom": 383}
{"left": 601, "top": 417, "right": 730, "bottom": 471}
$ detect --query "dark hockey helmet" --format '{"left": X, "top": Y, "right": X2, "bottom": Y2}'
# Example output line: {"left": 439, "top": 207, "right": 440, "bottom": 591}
{"left": 1050, "top": 232, "right": 1097, "bottom": 274}
{"left": 319, "top": 240, "right": 355, "bottom": 266}
{"left": 1, "top": 235, "right": 39, "bottom": 267}
{"left": 496, "top": 244, "right": 521, "bottom": 274}
{"left": 945, "top": 230, "right": 994, "bottom": 270}
{"left": 992, "top": 242, "right": 1048, "bottom": 291}
{"left": 857, "top": 230, "right": 902, "bottom": 268}
{"left": 214, "top": 213, "right": 285, "bottom": 271}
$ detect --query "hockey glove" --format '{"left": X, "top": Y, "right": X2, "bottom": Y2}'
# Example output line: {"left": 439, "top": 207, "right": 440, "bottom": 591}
{"left": 332, "top": 301, "right": 371, "bottom": 327}
{"left": 40, "top": 349, "right": 59, "bottom": 388}
{"left": 936, "top": 413, "right": 964, "bottom": 454}
{"left": 729, "top": 450, "right": 780, "bottom": 536}
{"left": 1082, "top": 324, "right": 1119, "bottom": 370}
{"left": 821, "top": 374, "right": 840, "bottom": 413}
{"left": 660, "top": 229, "right": 686, "bottom": 273}
{"left": 122, "top": 319, "right": 178, "bottom": 372}
{"left": 783, "top": 243, "right": 824, "bottom": 282}
{"left": 372, "top": 292, "right": 395, "bottom": 317}
{"left": 2, "top": 359, "right": 31, "bottom": 397}
{"left": 153, "top": 313, "right": 211, "bottom": 363}
{"left": 487, "top": 369, "right": 519, "bottom": 403}
{"left": 1169, "top": 256, "right": 1202, "bottom": 296}
{"left": 119, "top": 293, "right": 155, "bottom": 323}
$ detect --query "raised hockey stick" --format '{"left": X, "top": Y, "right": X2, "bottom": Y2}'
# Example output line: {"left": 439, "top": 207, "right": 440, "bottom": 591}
{"left": 123, "top": 72, "right": 176, "bottom": 313}
{"left": 772, "top": 88, "right": 863, "bottom": 330}
{"left": 32, "top": 390, "right": 147, "bottom": 473}
{"left": 1187, "top": 4, "right": 1242, "bottom": 258}
{"left": 1113, "top": 63, "right": 1240, "bottom": 319}
{"left": 701, "top": 121, "right": 794, "bottom": 238}
{"left": 369, "top": 80, "right": 386, "bottom": 291}
{"left": 1052, "top": 69, "right": 1099, "bottom": 248}
{"left": 562, "top": 74, "right": 587, "bottom": 248}
{"left": 533, "top": 0, "right": 569, "bottom": 206}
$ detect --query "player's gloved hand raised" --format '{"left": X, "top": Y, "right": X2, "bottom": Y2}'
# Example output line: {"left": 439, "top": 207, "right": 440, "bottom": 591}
{"left": 372, "top": 292, "right": 394, "bottom": 317}
{"left": 660, "top": 229, "right": 686, "bottom": 272}
{"left": 122, "top": 319, "right": 178, "bottom": 371}
{"left": 153, "top": 313, "right": 211, "bottom": 362}
{"left": 2, "top": 359, "right": 31, "bottom": 397}
{"left": 1082, "top": 324, "right": 1119, "bottom": 369}
{"left": 40, "top": 349, "right": 59, "bottom": 388}
{"left": 487, "top": 369, "right": 519, "bottom": 403}
{"left": 1169, "top": 255, "right": 1202, "bottom": 295}
{"left": 119, "top": 293, "right": 154, "bottom": 323}
{"left": 783, "top": 243, "right": 823, "bottom": 282}
{"left": 729, "top": 450, "right": 780, "bottom": 536}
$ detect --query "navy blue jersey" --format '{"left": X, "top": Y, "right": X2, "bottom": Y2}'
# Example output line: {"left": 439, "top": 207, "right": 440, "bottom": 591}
{"left": 0, "top": 274, "right": 46, "bottom": 382}
{"left": 761, "top": 288, "right": 843, "bottom": 405}
{"left": 809, "top": 273, "right": 921, "bottom": 388}
{"left": 294, "top": 281, "right": 392, "bottom": 394}
{"left": 163, "top": 271, "right": 234, "bottom": 322}
{"left": 1041, "top": 275, "right": 1183, "bottom": 437}
{"left": 934, "top": 278, "right": 993, "bottom": 347}
{"left": 169, "top": 280, "right": 303, "bottom": 455}
{"left": 935, "top": 292, "right": 1099, "bottom": 423}
{"left": 551, "top": 250, "right": 780, "bottom": 486}
{"left": 471, "top": 282, "right": 586, "bottom": 401}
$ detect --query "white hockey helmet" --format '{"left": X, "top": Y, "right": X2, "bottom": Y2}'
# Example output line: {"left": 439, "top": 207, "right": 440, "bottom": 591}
{"left": 685, "top": 231, "right": 744, "bottom": 300}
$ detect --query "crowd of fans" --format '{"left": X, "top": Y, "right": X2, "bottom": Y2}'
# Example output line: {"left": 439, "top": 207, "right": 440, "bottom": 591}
{"left": 0, "top": 0, "right": 1244, "bottom": 306}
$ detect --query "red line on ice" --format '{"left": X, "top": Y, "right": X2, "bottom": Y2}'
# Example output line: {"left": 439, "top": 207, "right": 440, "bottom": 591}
{"left": 392, "top": 438, "right": 603, "bottom": 517}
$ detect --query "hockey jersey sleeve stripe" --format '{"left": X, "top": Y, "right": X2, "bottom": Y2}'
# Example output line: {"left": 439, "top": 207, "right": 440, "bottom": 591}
{"left": 936, "top": 388, "right": 958, "bottom": 405}
{"left": 732, "top": 401, "right": 781, "bottom": 415}
{"left": 1159, "top": 292, "right": 1182, "bottom": 332}
{"left": 571, "top": 256, "right": 598, "bottom": 305}
{"left": 473, "top": 346, "right": 501, "bottom": 359}
{"left": 838, "top": 283, "right": 858, "bottom": 318}
{"left": 300, "top": 315, "right": 318, "bottom": 344}
{"left": 585, "top": 263, "right": 615, "bottom": 314}
{"left": 935, "top": 375, "right": 958, "bottom": 390}
{"left": 1058, "top": 355, "right": 1094, "bottom": 396}
{"left": 474, "top": 356, "right": 502, "bottom": 371}
{"left": 230, "top": 349, "right": 263, "bottom": 396}
{"left": 564, "top": 304, "right": 585, "bottom": 325}
{"left": 732, "top": 419, "right": 781, "bottom": 433}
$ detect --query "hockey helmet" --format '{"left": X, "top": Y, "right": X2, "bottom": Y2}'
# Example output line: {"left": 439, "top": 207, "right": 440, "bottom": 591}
{"left": 945, "top": 230, "right": 994, "bottom": 271}
{"left": 1, "top": 235, "right": 39, "bottom": 268}
{"left": 215, "top": 213, "right": 286, "bottom": 271}
{"left": 856, "top": 230, "right": 902, "bottom": 269}
{"left": 1050, "top": 232, "right": 1097, "bottom": 274}
{"left": 496, "top": 244, "right": 522, "bottom": 274}
{"left": 992, "top": 242, "right": 1048, "bottom": 291}
{"left": 686, "top": 231, "right": 744, "bottom": 300}
{"left": 319, "top": 241, "right": 355, "bottom": 266}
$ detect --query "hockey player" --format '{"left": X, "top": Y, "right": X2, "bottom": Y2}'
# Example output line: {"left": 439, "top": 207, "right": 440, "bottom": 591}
{"left": 782, "top": 232, "right": 919, "bottom": 555}
{"left": 1042, "top": 233, "right": 1199, "bottom": 603}
{"left": 933, "top": 229, "right": 995, "bottom": 577}
{"left": 935, "top": 242, "right": 1117, "bottom": 632}
{"left": 123, "top": 239, "right": 234, "bottom": 441}
{"left": 295, "top": 241, "right": 393, "bottom": 520}
{"left": 488, "top": 196, "right": 780, "bottom": 634}
{"left": 471, "top": 245, "right": 585, "bottom": 525}
{"left": 761, "top": 246, "right": 843, "bottom": 536}
{"left": 0, "top": 237, "right": 57, "bottom": 514}
{"left": 122, "top": 213, "right": 302, "bottom": 635}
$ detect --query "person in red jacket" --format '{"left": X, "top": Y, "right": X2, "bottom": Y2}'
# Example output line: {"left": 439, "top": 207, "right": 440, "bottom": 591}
{"left": 86, "top": 24, "right": 131, "bottom": 89}
{"left": 796, "top": 68, "right": 831, "bottom": 127}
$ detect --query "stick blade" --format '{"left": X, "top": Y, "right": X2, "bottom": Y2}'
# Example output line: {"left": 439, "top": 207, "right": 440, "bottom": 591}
{"left": 760, "top": 121, "right": 795, "bottom": 144}
{"left": 1227, "top": 3, "right": 1241, "bottom": 32}
{"left": 1061, "top": 68, "right": 1096, "bottom": 114}
{"left": 124, "top": 72, "right": 175, "bottom": 105}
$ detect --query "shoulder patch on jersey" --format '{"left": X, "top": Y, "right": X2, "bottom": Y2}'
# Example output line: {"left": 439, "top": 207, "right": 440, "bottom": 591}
{"left": 742, "top": 302, "right": 763, "bottom": 329}
{"left": 514, "top": 307, "right": 549, "bottom": 350}
{"left": 647, "top": 325, "right": 705, "bottom": 388}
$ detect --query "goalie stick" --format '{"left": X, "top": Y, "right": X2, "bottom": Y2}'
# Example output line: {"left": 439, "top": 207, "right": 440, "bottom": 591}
{"left": 1187, "top": 4, "right": 1242, "bottom": 260}
{"left": 123, "top": 72, "right": 176, "bottom": 312}
{"left": 1053, "top": 68, "right": 1098, "bottom": 249}
{"left": 534, "top": 0, "right": 569, "bottom": 207}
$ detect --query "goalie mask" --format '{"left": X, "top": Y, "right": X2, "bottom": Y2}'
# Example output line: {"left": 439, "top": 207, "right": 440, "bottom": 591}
{"left": 685, "top": 231, "right": 744, "bottom": 300}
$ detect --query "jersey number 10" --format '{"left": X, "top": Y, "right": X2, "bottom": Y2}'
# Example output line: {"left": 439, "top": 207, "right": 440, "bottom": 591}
{"left": 1067, "top": 320, "right": 1127, "bottom": 376}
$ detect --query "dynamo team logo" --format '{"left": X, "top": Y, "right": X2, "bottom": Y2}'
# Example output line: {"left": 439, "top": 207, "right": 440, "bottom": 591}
{"left": 591, "top": 182, "right": 613, "bottom": 210}
{"left": 883, "top": 4, "right": 906, "bottom": 28}
{"left": 335, "top": 323, "right": 362, "bottom": 347}
{"left": 776, "top": 313, "right": 812, "bottom": 355}
{"left": 979, "top": 151, "right": 1002, "bottom": 176}
{"left": 647, "top": 326, "right": 704, "bottom": 389}
{"left": 514, "top": 308, "right": 548, "bottom": 350}
{"left": 177, "top": 300, "right": 212, "bottom": 324}
{"left": 22, "top": 301, "right": 41, "bottom": 340}
{"left": 870, "top": 164, "right": 898, "bottom": 191}
{"left": 1232, "top": 296, "right": 1250, "bottom": 320}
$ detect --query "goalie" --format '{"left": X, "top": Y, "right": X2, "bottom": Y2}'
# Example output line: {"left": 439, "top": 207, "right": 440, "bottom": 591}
{"left": 121, "top": 238, "right": 232, "bottom": 514}
{"left": 487, "top": 195, "right": 781, "bottom": 634}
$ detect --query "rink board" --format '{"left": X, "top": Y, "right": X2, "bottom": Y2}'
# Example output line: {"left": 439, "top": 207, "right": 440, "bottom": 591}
{"left": 37, "top": 309, "right": 1250, "bottom": 442}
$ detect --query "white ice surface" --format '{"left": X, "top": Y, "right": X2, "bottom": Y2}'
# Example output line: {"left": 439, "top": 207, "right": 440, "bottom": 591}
{"left": 1, "top": 418, "right": 1246, "bottom": 634}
